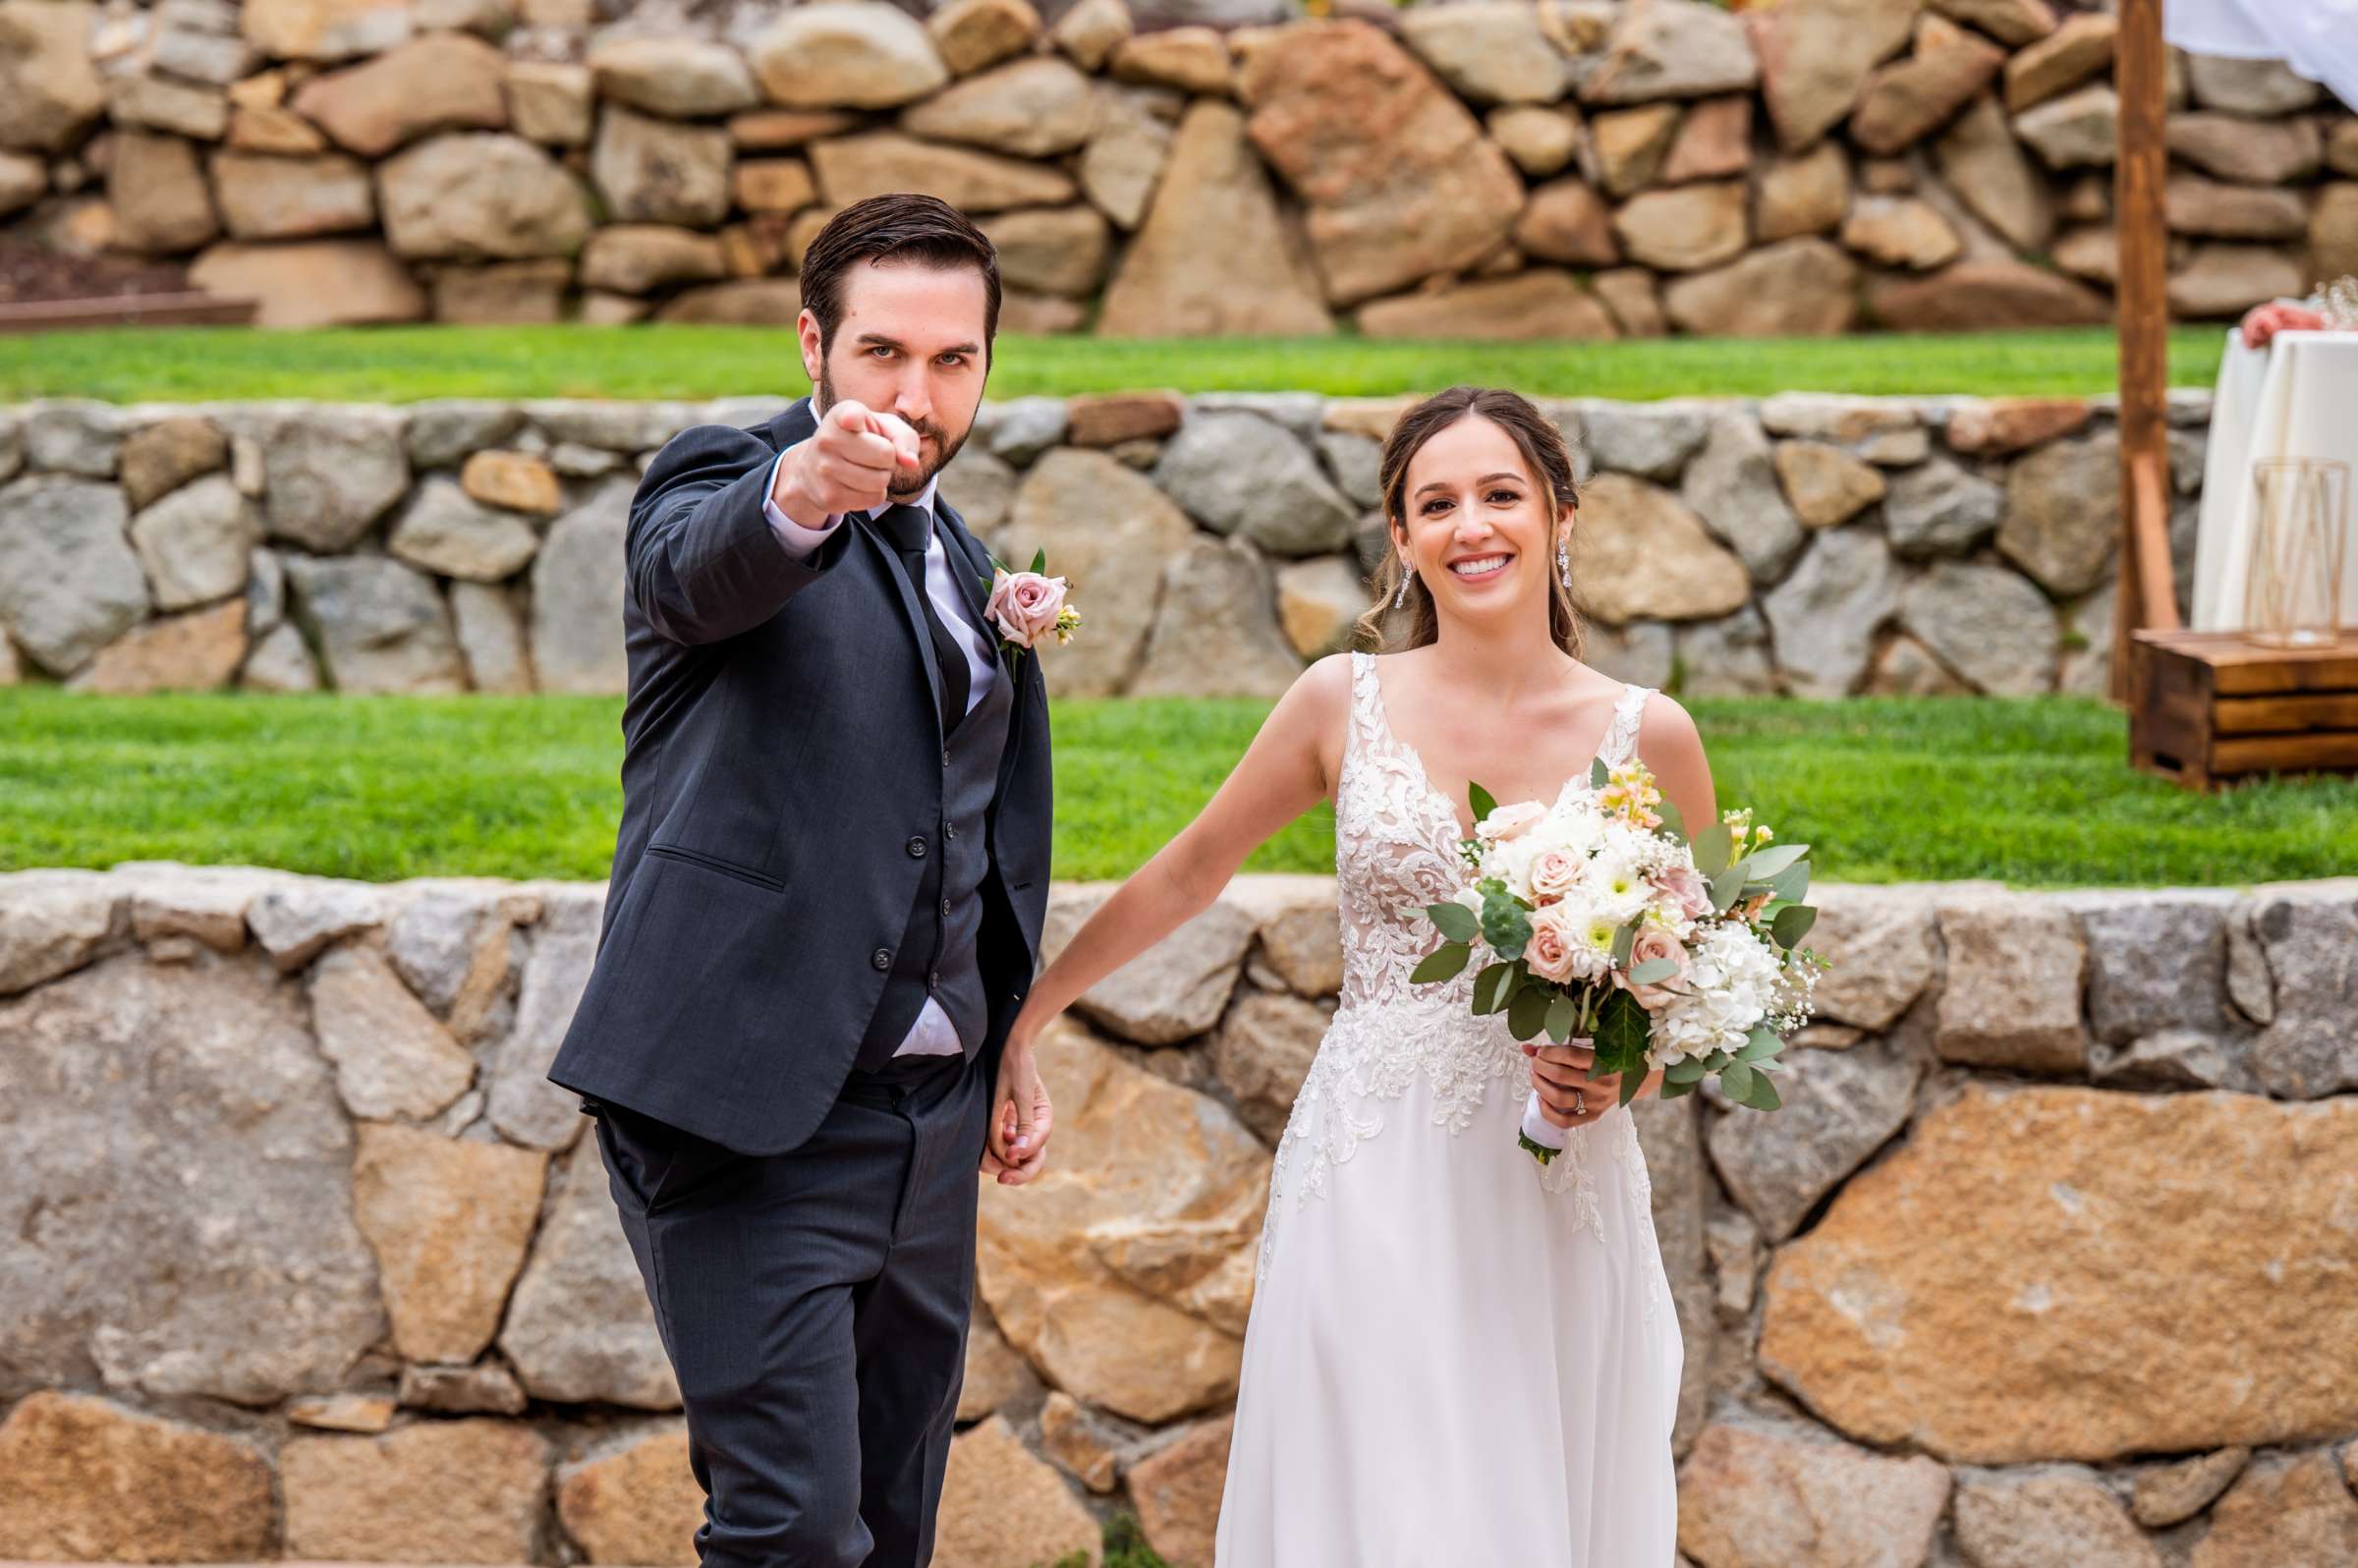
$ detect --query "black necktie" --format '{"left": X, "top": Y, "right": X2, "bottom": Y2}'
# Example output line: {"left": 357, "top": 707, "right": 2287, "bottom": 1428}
{"left": 875, "top": 502, "right": 970, "bottom": 738}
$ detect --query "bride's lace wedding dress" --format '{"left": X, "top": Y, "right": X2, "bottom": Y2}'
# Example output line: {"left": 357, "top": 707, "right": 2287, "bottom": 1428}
{"left": 1214, "top": 650, "right": 1683, "bottom": 1566}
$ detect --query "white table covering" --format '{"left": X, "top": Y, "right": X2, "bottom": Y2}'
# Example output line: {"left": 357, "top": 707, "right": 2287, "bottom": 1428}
{"left": 2164, "top": 0, "right": 2358, "bottom": 111}
{"left": 2191, "top": 328, "right": 2358, "bottom": 631}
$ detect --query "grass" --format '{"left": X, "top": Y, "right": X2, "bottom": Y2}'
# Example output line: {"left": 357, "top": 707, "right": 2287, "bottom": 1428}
{"left": 0, "top": 324, "right": 2228, "bottom": 406}
{"left": 3, "top": 689, "right": 2350, "bottom": 890}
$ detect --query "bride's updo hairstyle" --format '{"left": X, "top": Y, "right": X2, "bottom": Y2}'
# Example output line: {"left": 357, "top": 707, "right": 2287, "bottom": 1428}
{"left": 1356, "top": 386, "right": 1586, "bottom": 657}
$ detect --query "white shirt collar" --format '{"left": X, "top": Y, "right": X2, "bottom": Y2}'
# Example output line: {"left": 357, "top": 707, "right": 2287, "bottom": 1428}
{"left": 867, "top": 475, "right": 939, "bottom": 529}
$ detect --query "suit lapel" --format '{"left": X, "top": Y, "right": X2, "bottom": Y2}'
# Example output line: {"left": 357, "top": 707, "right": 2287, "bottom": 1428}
{"left": 935, "top": 502, "right": 1003, "bottom": 666}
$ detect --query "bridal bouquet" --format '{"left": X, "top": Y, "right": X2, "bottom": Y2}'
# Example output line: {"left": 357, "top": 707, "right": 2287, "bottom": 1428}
{"left": 1411, "top": 759, "right": 1824, "bottom": 1165}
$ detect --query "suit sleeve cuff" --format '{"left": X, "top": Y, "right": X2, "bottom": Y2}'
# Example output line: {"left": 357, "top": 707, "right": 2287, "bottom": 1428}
{"left": 761, "top": 450, "right": 841, "bottom": 558}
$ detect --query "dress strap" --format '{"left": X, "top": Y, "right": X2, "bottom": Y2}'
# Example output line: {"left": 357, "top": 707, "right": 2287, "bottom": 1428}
{"left": 1599, "top": 684, "right": 1655, "bottom": 769}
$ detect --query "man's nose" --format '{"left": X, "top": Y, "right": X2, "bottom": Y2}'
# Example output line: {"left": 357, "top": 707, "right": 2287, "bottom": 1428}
{"left": 891, "top": 373, "right": 933, "bottom": 430}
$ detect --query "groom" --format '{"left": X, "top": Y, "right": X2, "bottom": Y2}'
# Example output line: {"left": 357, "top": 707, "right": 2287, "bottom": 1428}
{"left": 548, "top": 194, "right": 1055, "bottom": 1568}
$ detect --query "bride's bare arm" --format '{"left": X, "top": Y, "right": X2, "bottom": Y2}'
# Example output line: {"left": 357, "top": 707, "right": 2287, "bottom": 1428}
{"left": 1628, "top": 695, "right": 1716, "bottom": 1103}
{"left": 1009, "top": 654, "right": 1349, "bottom": 1047}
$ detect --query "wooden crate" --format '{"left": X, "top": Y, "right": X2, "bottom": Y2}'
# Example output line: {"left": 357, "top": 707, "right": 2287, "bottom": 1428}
{"left": 2129, "top": 629, "right": 2358, "bottom": 790}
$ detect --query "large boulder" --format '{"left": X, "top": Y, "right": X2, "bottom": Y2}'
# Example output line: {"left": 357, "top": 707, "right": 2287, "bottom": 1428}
{"left": 1573, "top": 473, "right": 1751, "bottom": 624}
{"left": 1155, "top": 411, "right": 1357, "bottom": 560}
{"left": 1131, "top": 535, "right": 1304, "bottom": 700}
{"left": 0, "top": 952, "right": 387, "bottom": 1401}
{"left": 498, "top": 1139, "right": 681, "bottom": 1409}
{"left": 1760, "top": 1086, "right": 2358, "bottom": 1462}
{"left": 240, "top": 0, "right": 412, "bottom": 61}
{"left": 0, "top": 1392, "right": 273, "bottom": 1561}
{"left": 1097, "top": 100, "right": 1331, "bottom": 337}
{"left": 349, "top": 1122, "right": 546, "bottom": 1365}
{"left": 0, "top": 0, "right": 108, "bottom": 151}
{"left": 2249, "top": 890, "right": 2358, "bottom": 1100}
{"left": 290, "top": 30, "right": 508, "bottom": 157}
{"left": 211, "top": 150, "right": 375, "bottom": 241}
{"left": 1848, "top": 13, "right": 2004, "bottom": 156}
{"left": 280, "top": 1420, "right": 550, "bottom": 1563}
{"left": 750, "top": 3, "right": 950, "bottom": 110}
{"left": 387, "top": 476, "right": 541, "bottom": 582}
{"left": 553, "top": 1424, "right": 701, "bottom": 1567}
{"left": 1358, "top": 270, "right": 1618, "bottom": 341}
{"left": 236, "top": 404, "right": 410, "bottom": 550}
{"left": 1399, "top": 1, "right": 1574, "bottom": 106}
{"left": 1706, "top": 1037, "right": 1922, "bottom": 1243}
{"left": 995, "top": 450, "right": 1200, "bottom": 698}
{"left": 590, "top": 109, "right": 731, "bottom": 229}
{"left": 1871, "top": 256, "right": 2110, "bottom": 330}
{"left": 1746, "top": 0, "right": 1919, "bottom": 151}
{"left": 188, "top": 239, "right": 426, "bottom": 328}
{"left": 809, "top": 130, "right": 1075, "bottom": 212}
{"left": 1899, "top": 559, "right": 2058, "bottom": 695}
{"left": 0, "top": 476, "right": 149, "bottom": 676}
{"left": 71, "top": 598, "right": 249, "bottom": 694}
{"left": 109, "top": 131, "right": 220, "bottom": 253}
{"left": 1759, "top": 525, "right": 1900, "bottom": 696}
{"left": 933, "top": 1417, "right": 1102, "bottom": 1568}
{"left": 284, "top": 554, "right": 466, "bottom": 693}
{"left": 1998, "top": 430, "right": 2120, "bottom": 596}
{"left": 532, "top": 476, "right": 630, "bottom": 695}
{"left": 900, "top": 56, "right": 1095, "bottom": 158}
{"left": 588, "top": 36, "right": 758, "bottom": 120}
{"left": 1936, "top": 91, "right": 2053, "bottom": 252}
{"left": 1581, "top": 0, "right": 1759, "bottom": 105}
{"left": 379, "top": 132, "right": 590, "bottom": 259}
{"left": 1677, "top": 1422, "right": 1951, "bottom": 1567}
{"left": 1238, "top": 20, "right": 1524, "bottom": 305}
{"left": 1681, "top": 409, "right": 1806, "bottom": 584}
{"left": 1663, "top": 238, "right": 1859, "bottom": 336}
{"left": 976, "top": 1021, "right": 1268, "bottom": 1424}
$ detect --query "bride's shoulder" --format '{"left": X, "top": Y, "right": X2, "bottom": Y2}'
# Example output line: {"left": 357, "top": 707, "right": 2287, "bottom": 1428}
{"left": 1290, "top": 650, "right": 1359, "bottom": 713}
{"left": 1628, "top": 689, "right": 1709, "bottom": 776}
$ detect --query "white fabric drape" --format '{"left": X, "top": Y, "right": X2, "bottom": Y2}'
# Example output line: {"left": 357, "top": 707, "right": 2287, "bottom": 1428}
{"left": 2164, "top": 0, "right": 2358, "bottom": 111}
{"left": 2193, "top": 330, "right": 2358, "bottom": 630}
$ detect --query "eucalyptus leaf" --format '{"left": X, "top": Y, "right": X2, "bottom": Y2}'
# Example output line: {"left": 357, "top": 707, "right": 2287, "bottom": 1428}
{"left": 1655, "top": 799, "right": 1686, "bottom": 844}
{"left": 1610, "top": 921, "right": 1639, "bottom": 969}
{"left": 1746, "top": 842, "right": 1809, "bottom": 879}
{"left": 1627, "top": 957, "right": 1679, "bottom": 986}
{"left": 1508, "top": 982, "right": 1551, "bottom": 1041}
{"left": 1721, "top": 1058, "right": 1757, "bottom": 1103}
{"left": 1664, "top": 1057, "right": 1711, "bottom": 1084}
{"left": 1481, "top": 887, "right": 1534, "bottom": 961}
{"left": 1410, "top": 942, "right": 1472, "bottom": 984}
{"left": 1589, "top": 756, "right": 1610, "bottom": 791}
{"left": 1768, "top": 862, "right": 1811, "bottom": 904}
{"left": 1544, "top": 991, "right": 1580, "bottom": 1043}
{"left": 1771, "top": 904, "right": 1818, "bottom": 948}
{"left": 1660, "top": 1076, "right": 1698, "bottom": 1099}
{"left": 1472, "top": 961, "right": 1516, "bottom": 1015}
{"left": 1710, "top": 865, "right": 1749, "bottom": 913}
{"left": 1693, "top": 822, "right": 1733, "bottom": 877}
{"left": 1426, "top": 901, "right": 1479, "bottom": 944}
{"left": 1736, "top": 1030, "right": 1780, "bottom": 1061}
{"left": 1745, "top": 1071, "right": 1783, "bottom": 1110}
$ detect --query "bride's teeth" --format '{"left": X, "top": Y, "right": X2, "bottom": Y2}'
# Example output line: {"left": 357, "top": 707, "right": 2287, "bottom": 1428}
{"left": 1451, "top": 555, "right": 1508, "bottom": 578}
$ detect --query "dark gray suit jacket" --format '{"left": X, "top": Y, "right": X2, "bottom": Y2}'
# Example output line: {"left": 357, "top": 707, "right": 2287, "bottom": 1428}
{"left": 547, "top": 397, "right": 1053, "bottom": 1156}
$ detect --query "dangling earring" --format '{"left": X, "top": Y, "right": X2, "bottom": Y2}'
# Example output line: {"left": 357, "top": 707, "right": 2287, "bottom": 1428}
{"left": 1393, "top": 569, "right": 1412, "bottom": 609}
{"left": 1557, "top": 532, "right": 1572, "bottom": 589}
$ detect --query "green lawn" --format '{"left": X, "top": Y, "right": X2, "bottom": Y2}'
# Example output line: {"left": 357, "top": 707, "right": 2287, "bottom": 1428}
{"left": 0, "top": 324, "right": 2226, "bottom": 405}
{"left": 3, "top": 689, "right": 2348, "bottom": 889}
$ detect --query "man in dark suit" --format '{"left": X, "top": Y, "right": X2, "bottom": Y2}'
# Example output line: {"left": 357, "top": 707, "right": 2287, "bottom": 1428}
{"left": 547, "top": 194, "right": 1056, "bottom": 1568}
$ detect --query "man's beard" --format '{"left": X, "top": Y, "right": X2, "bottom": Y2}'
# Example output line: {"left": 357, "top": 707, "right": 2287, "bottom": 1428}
{"left": 815, "top": 359, "right": 970, "bottom": 499}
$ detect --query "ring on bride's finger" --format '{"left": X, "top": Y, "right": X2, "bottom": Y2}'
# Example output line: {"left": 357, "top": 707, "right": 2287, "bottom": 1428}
{"left": 1572, "top": 1090, "right": 1587, "bottom": 1116}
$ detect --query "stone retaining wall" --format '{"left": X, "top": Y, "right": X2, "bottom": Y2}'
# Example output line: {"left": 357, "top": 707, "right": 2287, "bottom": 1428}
{"left": 2, "top": 0, "right": 2354, "bottom": 335}
{"left": 0, "top": 387, "right": 2213, "bottom": 699}
{"left": 3, "top": 863, "right": 2355, "bottom": 1566}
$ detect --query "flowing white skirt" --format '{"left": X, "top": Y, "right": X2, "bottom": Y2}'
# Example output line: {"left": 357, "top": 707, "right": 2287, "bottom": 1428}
{"left": 1214, "top": 1010, "right": 1684, "bottom": 1567}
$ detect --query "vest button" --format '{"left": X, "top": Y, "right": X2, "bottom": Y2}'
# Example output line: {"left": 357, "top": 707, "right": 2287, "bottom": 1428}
{"left": 871, "top": 948, "right": 892, "bottom": 971}
{"left": 907, "top": 835, "right": 926, "bottom": 859}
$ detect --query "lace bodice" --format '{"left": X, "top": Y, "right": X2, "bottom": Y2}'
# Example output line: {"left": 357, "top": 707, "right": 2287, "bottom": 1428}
{"left": 1335, "top": 651, "right": 1653, "bottom": 1014}
{"left": 1259, "top": 653, "right": 1662, "bottom": 1284}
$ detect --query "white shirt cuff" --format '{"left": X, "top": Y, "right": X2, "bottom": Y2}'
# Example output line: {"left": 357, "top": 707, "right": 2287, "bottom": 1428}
{"left": 761, "top": 450, "right": 839, "bottom": 558}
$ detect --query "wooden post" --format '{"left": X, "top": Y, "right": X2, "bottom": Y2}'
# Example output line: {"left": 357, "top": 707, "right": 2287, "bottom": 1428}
{"left": 2111, "top": 0, "right": 2178, "bottom": 701}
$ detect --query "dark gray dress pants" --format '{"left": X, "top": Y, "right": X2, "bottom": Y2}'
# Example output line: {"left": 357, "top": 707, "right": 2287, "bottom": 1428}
{"left": 592, "top": 1052, "right": 990, "bottom": 1568}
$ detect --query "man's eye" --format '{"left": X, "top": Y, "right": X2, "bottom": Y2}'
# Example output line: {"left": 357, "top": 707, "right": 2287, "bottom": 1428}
{"left": 869, "top": 346, "right": 895, "bottom": 359}
{"left": 938, "top": 354, "right": 966, "bottom": 367}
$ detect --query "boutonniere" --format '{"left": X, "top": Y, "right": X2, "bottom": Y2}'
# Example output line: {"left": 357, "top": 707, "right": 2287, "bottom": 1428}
{"left": 979, "top": 549, "right": 1081, "bottom": 661}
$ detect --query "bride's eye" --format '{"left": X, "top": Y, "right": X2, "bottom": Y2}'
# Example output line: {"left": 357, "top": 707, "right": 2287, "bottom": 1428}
{"left": 1422, "top": 498, "right": 1453, "bottom": 516}
{"left": 1488, "top": 488, "right": 1522, "bottom": 505}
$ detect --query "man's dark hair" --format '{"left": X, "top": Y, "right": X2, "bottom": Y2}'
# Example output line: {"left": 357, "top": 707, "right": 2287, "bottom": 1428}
{"left": 799, "top": 194, "right": 1002, "bottom": 353}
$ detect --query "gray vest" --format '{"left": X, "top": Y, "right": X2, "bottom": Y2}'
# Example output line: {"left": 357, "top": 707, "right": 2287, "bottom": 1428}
{"left": 852, "top": 618, "right": 1012, "bottom": 1074}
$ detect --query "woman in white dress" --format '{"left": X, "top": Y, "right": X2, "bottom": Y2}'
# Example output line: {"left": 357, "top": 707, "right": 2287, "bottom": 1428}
{"left": 994, "top": 386, "right": 1710, "bottom": 1565}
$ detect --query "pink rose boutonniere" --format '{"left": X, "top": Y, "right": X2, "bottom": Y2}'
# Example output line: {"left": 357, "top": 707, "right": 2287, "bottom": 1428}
{"left": 982, "top": 549, "right": 1082, "bottom": 661}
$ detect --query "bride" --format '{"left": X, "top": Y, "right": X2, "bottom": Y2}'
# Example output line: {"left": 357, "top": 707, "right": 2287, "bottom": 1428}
{"left": 994, "top": 385, "right": 1708, "bottom": 1564}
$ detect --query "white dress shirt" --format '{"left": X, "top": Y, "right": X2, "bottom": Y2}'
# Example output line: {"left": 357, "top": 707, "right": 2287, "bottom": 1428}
{"left": 764, "top": 451, "right": 1000, "bottom": 1059}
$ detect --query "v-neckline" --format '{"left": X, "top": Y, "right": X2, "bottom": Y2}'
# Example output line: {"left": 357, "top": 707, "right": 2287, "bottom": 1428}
{"left": 1363, "top": 652, "right": 1628, "bottom": 845}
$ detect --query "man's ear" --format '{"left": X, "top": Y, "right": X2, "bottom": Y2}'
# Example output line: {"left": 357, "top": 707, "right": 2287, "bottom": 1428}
{"left": 796, "top": 308, "right": 823, "bottom": 389}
